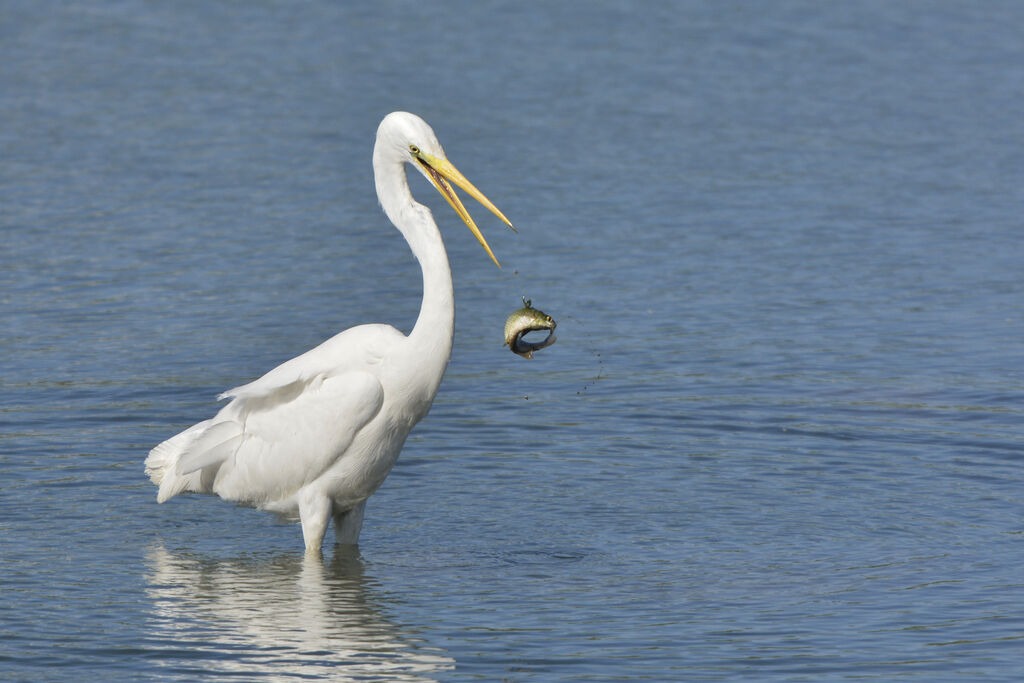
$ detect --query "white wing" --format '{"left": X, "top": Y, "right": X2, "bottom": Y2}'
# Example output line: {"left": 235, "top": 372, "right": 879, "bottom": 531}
{"left": 152, "top": 324, "right": 402, "bottom": 505}
{"left": 208, "top": 369, "right": 385, "bottom": 504}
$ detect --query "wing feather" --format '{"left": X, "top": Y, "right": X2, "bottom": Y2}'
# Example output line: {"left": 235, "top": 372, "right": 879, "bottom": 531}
{"left": 151, "top": 323, "right": 402, "bottom": 506}
{"left": 211, "top": 370, "right": 386, "bottom": 504}
{"left": 176, "top": 433, "right": 244, "bottom": 476}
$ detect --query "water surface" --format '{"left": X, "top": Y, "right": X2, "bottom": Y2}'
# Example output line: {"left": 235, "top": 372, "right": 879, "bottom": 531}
{"left": 3, "top": 1, "right": 1023, "bottom": 679}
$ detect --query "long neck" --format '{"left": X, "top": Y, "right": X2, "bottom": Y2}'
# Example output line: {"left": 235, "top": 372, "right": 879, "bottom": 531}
{"left": 373, "top": 148, "right": 455, "bottom": 361}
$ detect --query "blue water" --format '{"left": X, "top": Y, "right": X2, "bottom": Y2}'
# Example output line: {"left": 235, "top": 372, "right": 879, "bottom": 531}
{"left": 3, "top": 1, "right": 1024, "bottom": 679}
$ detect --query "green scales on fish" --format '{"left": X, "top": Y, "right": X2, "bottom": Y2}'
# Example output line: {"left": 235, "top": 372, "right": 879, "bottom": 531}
{"left": 504, "top": 298, "right": 557, "bottom": 358}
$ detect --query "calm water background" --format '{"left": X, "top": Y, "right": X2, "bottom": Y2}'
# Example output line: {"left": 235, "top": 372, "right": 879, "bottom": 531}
{"left": 2, "top": 1, "right": 1023, "bottom": 679}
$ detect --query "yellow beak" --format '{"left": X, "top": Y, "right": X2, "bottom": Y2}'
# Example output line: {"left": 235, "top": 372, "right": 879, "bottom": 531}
{"left": 415, "top": 152, "right": 515, "bottom": 268}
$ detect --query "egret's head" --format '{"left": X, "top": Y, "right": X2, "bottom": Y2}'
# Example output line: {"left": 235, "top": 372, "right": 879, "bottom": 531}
{"left": 377, "top": 112, "right": 446, "bottom": 166}
{"left": 377, "top": 111, "right": 515, "bottom": 267}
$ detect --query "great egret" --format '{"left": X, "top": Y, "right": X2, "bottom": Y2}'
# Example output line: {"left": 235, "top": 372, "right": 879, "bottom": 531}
{"left": 145, "top": 112, "right": 514, "bottom": 553}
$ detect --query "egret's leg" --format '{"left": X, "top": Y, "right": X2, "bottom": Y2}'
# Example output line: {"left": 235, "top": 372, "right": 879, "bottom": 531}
{"left": 333, "top": 500, "right": 366, "bottom": 545}
{"left": 298, "top": 489, "right": 331, "bottom": 553}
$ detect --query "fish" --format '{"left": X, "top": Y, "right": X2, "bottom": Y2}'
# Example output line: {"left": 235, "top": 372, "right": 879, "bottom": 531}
{"left": 504, "top": 298, "right": 557, "bottom": 359}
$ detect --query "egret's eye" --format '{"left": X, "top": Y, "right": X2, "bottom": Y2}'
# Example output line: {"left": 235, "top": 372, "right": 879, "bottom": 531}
{"left": 409, "top": 144, "right": 420, "bottom": 155}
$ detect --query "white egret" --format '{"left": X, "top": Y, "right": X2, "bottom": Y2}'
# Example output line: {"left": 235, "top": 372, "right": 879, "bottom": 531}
{"left": 145, "top": 112, "right": 514, "bottom": 553}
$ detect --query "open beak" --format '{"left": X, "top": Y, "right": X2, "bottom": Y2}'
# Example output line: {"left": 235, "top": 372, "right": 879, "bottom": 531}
{"left": 415, "top": 152, "right": 516, "bottom": 268}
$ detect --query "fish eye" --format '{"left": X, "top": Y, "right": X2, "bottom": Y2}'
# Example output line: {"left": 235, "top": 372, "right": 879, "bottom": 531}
{"left": 409, "top": 144, "right": 420, "bottom": 155}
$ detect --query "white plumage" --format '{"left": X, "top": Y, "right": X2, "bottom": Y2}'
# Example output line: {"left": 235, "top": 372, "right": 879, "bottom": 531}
{"left": 146, "top": 112, "right": 513, "bottom": 552}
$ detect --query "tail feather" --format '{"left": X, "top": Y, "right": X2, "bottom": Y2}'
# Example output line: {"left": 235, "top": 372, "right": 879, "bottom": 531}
{"left": 145, "top": 420, "right": 213, "bottom": 503}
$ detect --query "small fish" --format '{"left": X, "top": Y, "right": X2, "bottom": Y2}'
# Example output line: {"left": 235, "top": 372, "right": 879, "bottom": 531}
{"left": 504, "top": 297, "right": 557, "bottom": 359}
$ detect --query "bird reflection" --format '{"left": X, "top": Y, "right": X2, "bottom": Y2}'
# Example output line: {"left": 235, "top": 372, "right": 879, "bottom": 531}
{"left": 145, "top": 544, "right": 453, "bottom": 680}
